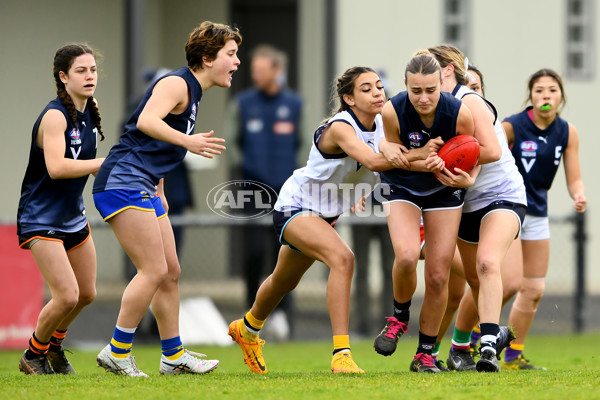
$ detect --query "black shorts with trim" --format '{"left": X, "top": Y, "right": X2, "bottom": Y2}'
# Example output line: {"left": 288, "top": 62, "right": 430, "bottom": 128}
{"left": 18, "top": 223, "right": 91, "bottom": 251}
{"left": 273, "top": 209, "right": 338, "bottom": 252}
{"left": 458, "top": 200, "right": 527, "bottom": 244}
{"left": 381, "top": 185, "right": 465, "bottom": 211}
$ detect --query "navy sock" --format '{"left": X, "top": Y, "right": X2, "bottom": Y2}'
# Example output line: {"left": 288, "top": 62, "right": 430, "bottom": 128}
{"left": 393, "top": 299, "right": 411, "bottom": 323}
{"left": 417, "top": 331, "right": 437, "bottom": 355}
{"left": 479, "top": 323, "right": 500, "bottom": 353}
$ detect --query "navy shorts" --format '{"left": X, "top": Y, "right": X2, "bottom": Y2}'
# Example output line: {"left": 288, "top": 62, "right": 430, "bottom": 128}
{"left": 458, "top": 200, "right": 527, "bottom": 244}
{"left": 273, "top": 209, "right": 339, "bottom": 252}
{"left": 19, "top": 223, "right": 91, "bottom": 251}
{"left": 381, "top": 185, "right": 465, "bottom": 211}
{"left": 93, "top": 189, "right": 166, "bottom": 221}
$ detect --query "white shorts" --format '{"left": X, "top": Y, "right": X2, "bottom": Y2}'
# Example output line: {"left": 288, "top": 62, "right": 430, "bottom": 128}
{"left": 520, "top": 215, "right": 550, "bottom": 241}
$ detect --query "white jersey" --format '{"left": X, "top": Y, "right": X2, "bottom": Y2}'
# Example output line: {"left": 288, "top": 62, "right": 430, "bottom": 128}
{"left": 453, "top": 86, "right": 527, "bottom": 212}
{"left": 275, "top": 110, "right": 382, "bottom": 218}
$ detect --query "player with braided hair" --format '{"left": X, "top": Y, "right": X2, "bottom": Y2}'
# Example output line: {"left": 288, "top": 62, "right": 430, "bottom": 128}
{"left": 17, "top": 43, "right": 105, "bottom": 375}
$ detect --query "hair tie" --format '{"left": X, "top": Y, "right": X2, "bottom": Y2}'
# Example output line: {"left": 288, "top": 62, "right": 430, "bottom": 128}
{"left": 463, "top": 56, "right": 470, "bottom": 77}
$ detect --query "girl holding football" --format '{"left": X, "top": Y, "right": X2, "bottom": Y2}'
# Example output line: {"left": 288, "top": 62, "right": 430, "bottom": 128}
{"left": 373, "top": 53, "right": 475, "bottom": 373}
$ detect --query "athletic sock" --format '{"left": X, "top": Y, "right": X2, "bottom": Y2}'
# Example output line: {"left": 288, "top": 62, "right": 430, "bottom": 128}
{"left": 505, "top": 343, "right": 524, "bottom": 362}
{"left": 393, "top": 299, "right": 411, "bottom": 323}
{"left": 110, "top": 326, "right": 136, "bottom": 359}
{"left": 244, "top": 311, "right": 265, "bottom": 336}
{"left": 451, "top": 327, "right": 471, "bottom": 351}
{"left": 332, "top": 335, "right": 350, "bottom": 355}
{"left": 479, "top": 323, "right": 499, "bottom": 355}
{"left": 432, "top": 342, "right": 441, "bottom": 361}
{"left": 49, "top": 329, "right": 67, "bottom": 352}
{"left": 470, "top": 324, "right": 481, "bottom": 347}
{"left": 416, "top": 332, "right": 437, "bottom": 355}
{"left": 27, "top": 332, "right": 50, "bottom": 359}
{"left": 161, "top": 336, "right": 184, "bottom": 360}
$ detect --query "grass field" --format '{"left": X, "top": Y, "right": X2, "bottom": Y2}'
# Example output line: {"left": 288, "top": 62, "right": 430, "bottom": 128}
{"left": 1, "top": 334, "right": 599, "bottom": 400}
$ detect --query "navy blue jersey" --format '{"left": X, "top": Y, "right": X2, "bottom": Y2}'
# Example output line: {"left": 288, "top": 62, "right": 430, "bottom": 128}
{"left": 17, "top": 98, "right": 98, "bottom": 234}
{"left": 237, "top": 88, "right": 302, "bottom": 191}
{"left": 94, "top": 67, "right": 202, "bottom": 194}
{"left": 381, "top": 91, "right": 462, "bottom": 194}
{"left": 505, "top": 107, "right": 569, "bottom": 216}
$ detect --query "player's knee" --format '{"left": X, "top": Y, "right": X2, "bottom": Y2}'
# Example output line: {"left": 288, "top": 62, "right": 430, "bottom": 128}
{"left": 331, "top": 249, "right": 355, "bottom": 275}
{"left": 142, "top": 266, "right": 169, "bottom": 288}
{"left": 56, "top": 288, "right": 80, "bottom": 313}
{"left": 393, "top": 250, "right": 419, "bottom": 272}
{"left": 476, "top": 258, "right": 500, "bottom": 278}
{"left": 78, "top": 287, "right": 97, "bottom": 306}
{"left": 424, "top": 270, "right": 448, "bottom": 293}
{"left": 520, "top": 278, "right": 545, "bottom": 304}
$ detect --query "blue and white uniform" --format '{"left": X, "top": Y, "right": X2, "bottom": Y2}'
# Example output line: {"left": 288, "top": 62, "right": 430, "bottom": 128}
{"left": 93, "top": 67, "right": 201, "bottom": 220}
{"left": 273, "top": 109, "right": 382, "bottom": 247}
{"left": 380, "top": 90, "right": 466, "bottom": 209}
{"left": 452, "top": 85, "right": 527, "bottom": 243}
{"left": 17, "top": 97, "right": 98, "bottom": 241}
{"left": 504, "top": 107, "right": 569, "bottom": 240}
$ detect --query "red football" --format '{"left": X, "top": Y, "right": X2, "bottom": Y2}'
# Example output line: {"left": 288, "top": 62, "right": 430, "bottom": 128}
{"left": 437, "top": 135, "right": 480, "bottom": 174}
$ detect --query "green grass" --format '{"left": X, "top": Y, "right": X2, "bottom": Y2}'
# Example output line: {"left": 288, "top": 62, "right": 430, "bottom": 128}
{"left": 1, "top": 334, "right": 600, "bottom": 400}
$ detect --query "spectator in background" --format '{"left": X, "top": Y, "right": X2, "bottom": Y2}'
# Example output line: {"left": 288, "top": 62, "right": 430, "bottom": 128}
{"left": 225, "top": 44, "right": 303, "bottom": 340}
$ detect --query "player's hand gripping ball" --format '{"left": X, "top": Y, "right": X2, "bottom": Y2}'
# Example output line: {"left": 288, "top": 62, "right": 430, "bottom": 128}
{"left": 437, "top": 135, "right": 480, "bottom": 174}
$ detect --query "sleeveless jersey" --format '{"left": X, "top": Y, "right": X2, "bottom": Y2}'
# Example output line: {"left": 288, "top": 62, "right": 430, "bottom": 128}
{"left": 452, "top": 85, "right": 527, "bottom": 212}
{"left": 505, "top": 107, "right": 569, "bottom": 216}
{"left": 17, "top": 98, "right": 98, "bottom": 234}
{"left": 274, "top": 109, "right": 382, "bottom": 218}
{"left": 380, "top": 91, "right": 462, "bottom": 195}
{"left": 237, "top": 88, "right": 302, "bottom": 192}
{"left": 94, "top": 67, "right": 202, "bottom": 194}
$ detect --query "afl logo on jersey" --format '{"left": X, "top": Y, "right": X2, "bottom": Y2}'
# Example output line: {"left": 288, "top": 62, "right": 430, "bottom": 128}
{"left": 408, "top": 132, "right": 422, "bottom": 143}
{"left": 520, "top": 141, "right": 538, "bottom": 152}
{"left": 190, "top": 102, "right": 198, "bottom": 121}
{"left": 69, "top": 128, "right": 82, "bottom": 145}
